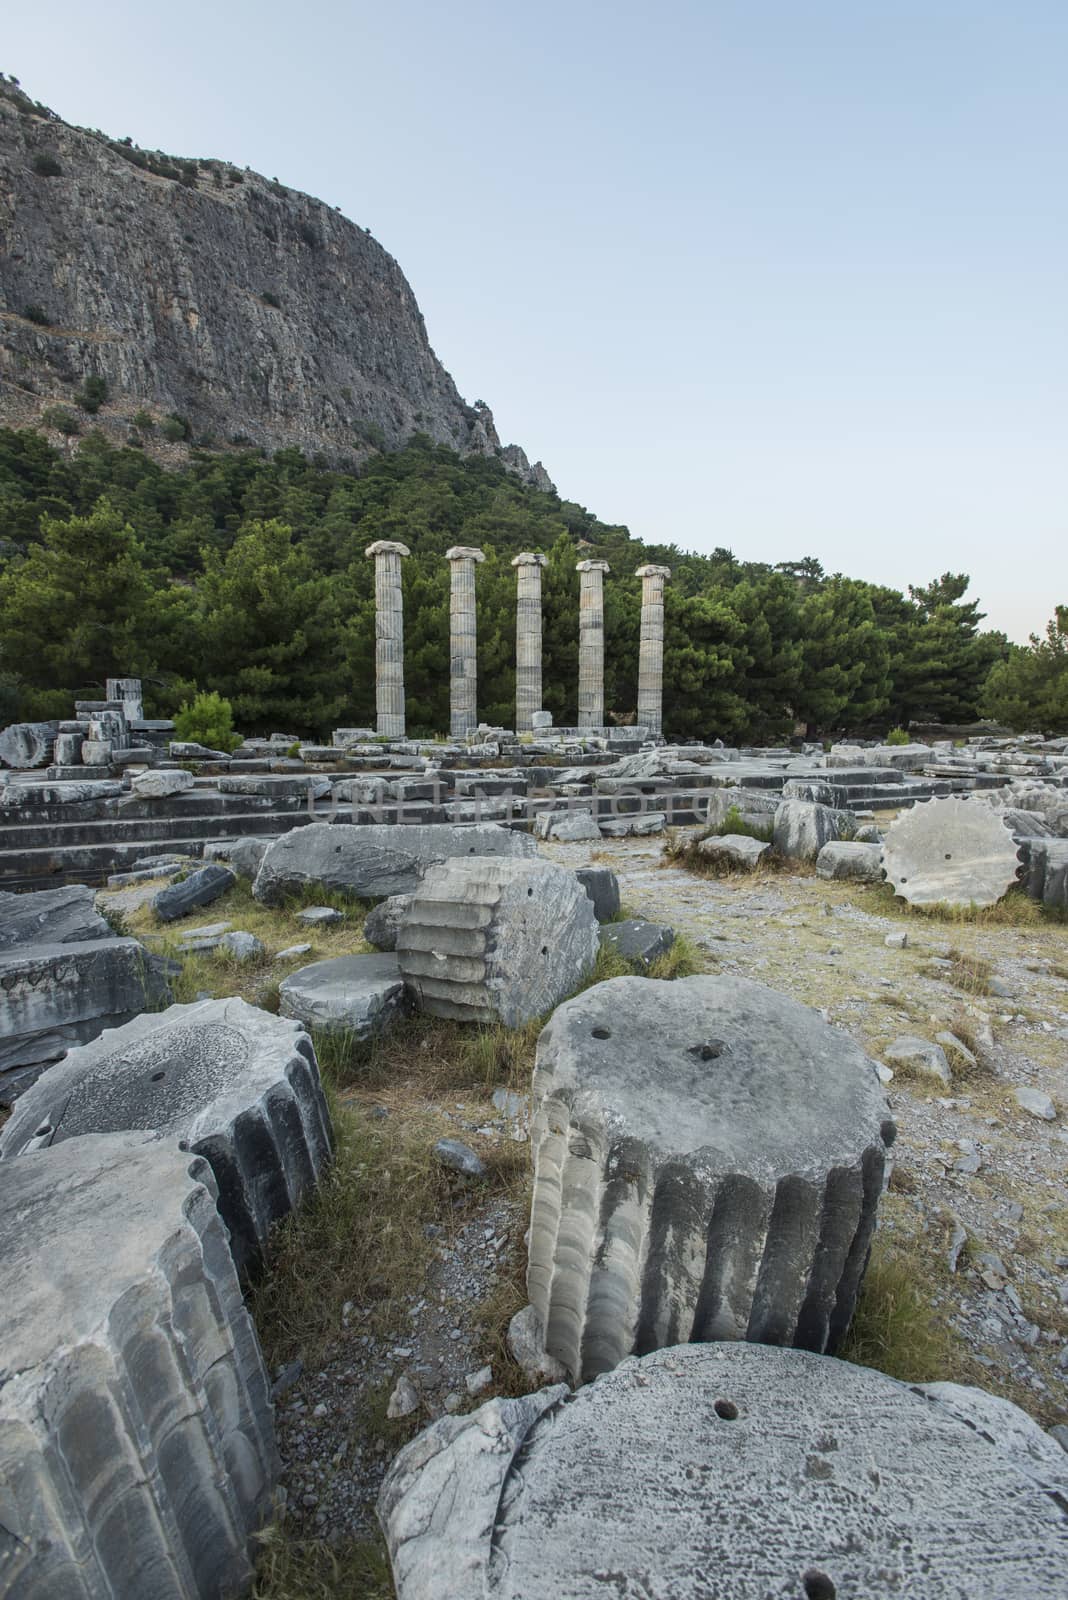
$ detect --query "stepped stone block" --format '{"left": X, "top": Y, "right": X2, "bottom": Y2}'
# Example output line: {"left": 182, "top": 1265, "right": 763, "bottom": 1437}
{"left": 0, "top": 720, "right": 58, "bottom": 768}
{"left": 883, "top": 796, "right": 1021, "bottom": 907}
{"left": 0, "top": 779, "right": 123, "bottom": 808}
{"left": 0, "top": 1132, "right": 278, "bottom": 1599}
{"left": 0, "top": 997, "right": 333, "bottom": 1274}
{"left": 397, "top": 857, "right": 598, "bottom": 1026}
{"left": 378, "top": 1342, "right": 1068, "bottom": 1600}
{"left": 252, "top": 821, "right": 537, "bottom": 905}
{"left": 526, "top": 974, "right": 895, "bottom": 1382}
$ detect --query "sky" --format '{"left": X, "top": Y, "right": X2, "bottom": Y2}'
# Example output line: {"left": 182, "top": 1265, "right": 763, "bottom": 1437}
{"left": 6, "top": 1, "right": 1066, "bottom": 642}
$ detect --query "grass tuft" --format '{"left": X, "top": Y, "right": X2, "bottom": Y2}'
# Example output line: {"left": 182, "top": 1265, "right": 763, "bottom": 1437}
{"left": 251, "top": 1524, "right": 393, "bottom": 1600}
{"left": 856, "top": 880, "right": 1059, "bottom": 927}
{"left": 840, "top": 1241, "right": 970, "bottom": 1384}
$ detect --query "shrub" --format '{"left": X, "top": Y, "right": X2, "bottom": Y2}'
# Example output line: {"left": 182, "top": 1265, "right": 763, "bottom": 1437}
{"left": 22, "top": 303, "right": 51, "bottom": 326}
{"left": 41, "top": 404, "right": 79, "bottom": 435}
{"left": 132, "top": 409, "right": 155, "bottom": 431}
{"left": 76, "top": 374, "right": 109, "bottom": 414}
{"left": 174, "top": 690, "right": 242, "bottom": 752}
{"left": 885, "top": 726, "right": 910, "bottom": 745}
{"left": 32, "top": 152, "right": 62, "bottom": 177}
{"left": 161, "top": 413, "right": 190, "bottom": 442}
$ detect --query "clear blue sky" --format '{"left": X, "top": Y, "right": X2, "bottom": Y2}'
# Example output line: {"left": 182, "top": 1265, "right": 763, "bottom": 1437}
{"left": 7, "top": 1, "right": 1066, "bottom": 641}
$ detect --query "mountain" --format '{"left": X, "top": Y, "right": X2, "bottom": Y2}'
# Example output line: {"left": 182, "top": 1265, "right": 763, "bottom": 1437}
{"left": 0, "top": 75, "right": 552, "bottom": 488}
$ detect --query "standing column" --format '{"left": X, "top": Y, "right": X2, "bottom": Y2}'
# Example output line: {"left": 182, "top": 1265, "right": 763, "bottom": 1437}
{"left": 445, "top": 546, "right": 485, "bottom": 737}
{"left": 576, "top": 559, "right": 610, "bottom": 729}
{"left": 512, "top": 552, "right": 548, "bottom": 733}
{"left": 365, "top": 540, "right": 410, "bottom": 738}
{"left": 634, "top": 564, "right": 671, "bottom": 736}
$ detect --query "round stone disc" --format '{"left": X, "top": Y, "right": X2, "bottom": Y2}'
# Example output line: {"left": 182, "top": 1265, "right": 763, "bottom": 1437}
{"left": 882, "top": 796, "right": 1021, "bottom": 907}
{"left": 379, "top": 1343, "right": 1068, "bottom": 1600}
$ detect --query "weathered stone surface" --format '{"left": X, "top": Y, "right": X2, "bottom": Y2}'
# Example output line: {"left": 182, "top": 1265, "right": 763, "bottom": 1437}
{"left": 598, "top": 810, "right": 666, "bottom": 837}
{"left": 378, "top": 1342, "right": 1068, "bottom": 1600}
{"left": 1023, "top": 838, "right": 1068, "bottom": 910}
{"left": 0, "top": 778, "right": 123, "bottom": 807}
{"left": 0, "top": 1132, "right": 279, "bottom": 1599}
{"left": 527, "top": 975, "right": 894, "bottom": 1382}
{"left": 0, "top": 883, "right": 110, "bottom": 949}
{"left": 153, "top": 863, "right": 236, "bottom": 921}
{"left": 512, "top": 553, "right": 548, "bottom": 733}
{"left": 696, "top": 833, "right": 771, "bottom": 870}
{"left": 132, "top": 766, "right": 196, "bottom": 798}
{"left": 398, "top": 857, "right": 598, "bottom": 1026}
{"left": 434, "top": 1137, "right": 486, "bottom": 1177}
{"left": 575, "top": 866, "right": 620, "bottom": 922}
{"left": 279, "top": 953, "right": 408, "bottom": 1039}
{"left": 0, "top": 937, "right": 169, "bottom": 1078}
{"left": 1, "top": 997, "right": 333, "bottom": 1273}
{"left": 203, "top": 835, "right": 272, "bottom": 879}
{"left": 576, "top": 560, "right": 609, "bottom": 728}
{"left": 772, "top": 798, "right": 841, "bottom": 861}
{"left": 0, "top": 720, "right": 57, "bottom": 768}
{"left": 295, "top": 905, "right": 344, "bottom": 927}
{"left": 363, "top": 893, "right": 414, "bottom": 950}
{"left": 81, "top": 738, "right": 114, "bottom": 765}
{"left": 446, "top": 546, "right": 485, "bottom": 737}
{"left": 506, "top": 1304, "right": 568, "bottom": 1385}
{"left": 815, "top": 840, "right": 885, "bottom": 881}
{"left": 535, "top": 808, "right": 601, "bottom": 842}
{"left": 169, "top": 741, "right": 231, "bottom": 760}
{"left": 704, "top": 787, "right": 779, "bottom": 827}
{"left": 883, "top": 1034, "right": 953, "bottom": 1085}
{"left": 219, "top": 931, "right": 265, "bottom": 963}
{"left": 1015, "top": 1084, "right": 1057, "bottom": 1120}
{"left": 252, "top": 822, "right": 536, "bottom": 905}
{"left": 599, "top": 918, "right": 675, "bottom": 967}
{"left": 883, "top": 796, "right": 1021, "bottom": 908}
{"left": 635, "top": 564, "right": 670, "bottom": 735}
{"left": 782, "top": 777, "right": 835, "bottom": 804}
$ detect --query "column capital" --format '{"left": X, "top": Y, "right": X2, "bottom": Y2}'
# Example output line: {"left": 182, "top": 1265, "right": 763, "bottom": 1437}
{"left": 445, "top": 546, "right": 485, "bottom": 563}
{"left": 635, "top": 564, "right": 671, "bottom": 580}
{"left": 576, "top": 559, "right": 611, "bottom": 574}
{"left": 365, "top": 540, "right": 410, "bottom": 559}
{"left": 512, "top": 551, "right": 548, "bottom": 568}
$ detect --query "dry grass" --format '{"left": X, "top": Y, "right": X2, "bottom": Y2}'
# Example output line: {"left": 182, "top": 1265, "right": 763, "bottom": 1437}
{"left": 944, "top": 946, "right": 995, "bottom": 997}
{"left": 840, "top": 1240, "right": 974, "bottom": 1385}
{"left": 251, "top": 1525, "right": 393, "bottom": 1600}
{"left": 856, "top": 881, "right": 1059, "bottom": 927}
{"left": 662, "top": 830, "right": 800, "bottom": 881}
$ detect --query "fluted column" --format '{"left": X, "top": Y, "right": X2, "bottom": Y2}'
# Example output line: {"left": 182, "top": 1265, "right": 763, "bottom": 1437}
{"left": 512, "top": 552, "right": 548, "bottom": 733}
{"left": 576, "top": 560, "right": 610, "bottom": 729}
{"left": 445, "top": 546, "right": 485, "bottom": 737}
{"left": 634, "top": 564, "right": 670, "bottom": 736}
{"left": 365, "top": 540, "right": 410, "bottom": 738}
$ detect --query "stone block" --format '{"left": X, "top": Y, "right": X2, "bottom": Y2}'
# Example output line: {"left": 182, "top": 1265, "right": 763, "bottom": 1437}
{"left": 1, "top": 997, "right": 334, "bottom": 1274}
{"left": 0, "top": 883, "right": 111, "bottom": 949}
{"left": 53, "top": 730, "right": 84, "bottom": 765}
{"left": 398, "top": 857, "right": 598, "bottom": 1026}
{"left": 527, "top": 974, "right": 894, "bottom": 1382}
{"left": 0, "top": 1133, "right": 278, "bottom": 1598}
{"left": 1023, "top": 838, "right": 1068, "bottom": 909}
{"left": 203, "top": 835, "right": 271, "bottom": 879}
{"left": 575, "top": 866, "right": 620, "bottom": 922}
{"left": 252, "top": 821, "right": 537, "bottom": 905}
{"left": 279, "top": 953, "right": 408, "bottom": 1038}
{"left": 696, "top": 833, "right": 771, "bottom": 870}
{"left": 364, "top": 893, "right": 414, "bottom": 950}
{"left": 378, "top": 1342, "right": 1068, "bottom": 1600}
{"left": 536, "top": 809, "right": 601, "bottom": 842}
{"left": 599, "top": 918, "right": 675, "bottom": 968}
{"left": 882, "top": 1035, "right": 952, "bottom": 1085}
{"left": 0, "top": 778, "right": 124, "bottom": 808}
{"left": 0, "top": 937, "right": 170, "bottom": 1079}
{"left": 772, "top": 799, "right": 841, "bottom": 861}
{"left": 883, "top": 796, "right": 1021, "bottom": 908}
{"left": 815, "top": 840, "right": 885, "bottom": 881}
{"left": 153, "top": 863, "right": 236, "bottom": 922}
{"left": 132, "top": 766, "right": 196, "bottom": 798}
{"left": 703, "top": 786, "right": 779, "bottom": 827}
{"left": 598, "top": 811, "right": 666, "bottom": 837}
{"left": 0, "top": 720, "right": 57, "bottom": 768}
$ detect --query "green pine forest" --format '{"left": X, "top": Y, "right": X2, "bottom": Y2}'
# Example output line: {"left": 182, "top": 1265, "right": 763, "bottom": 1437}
{"left": 0, "top": 427, "right": 1064, "bottom": 739}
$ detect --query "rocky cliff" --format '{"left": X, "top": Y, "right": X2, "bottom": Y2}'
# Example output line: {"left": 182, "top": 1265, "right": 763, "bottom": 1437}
{"left": 0, "top": 78, "right": 552, "bottom": 488}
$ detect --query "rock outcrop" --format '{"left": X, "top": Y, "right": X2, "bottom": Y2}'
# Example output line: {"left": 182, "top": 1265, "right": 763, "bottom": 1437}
{"left": 0, "top": 79, "right": 552, "bottom": 486}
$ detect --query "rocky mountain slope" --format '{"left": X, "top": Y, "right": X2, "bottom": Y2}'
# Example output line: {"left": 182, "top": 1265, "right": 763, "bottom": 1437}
{"left": 0, "top": 77, "right": 551, "bottom": 486}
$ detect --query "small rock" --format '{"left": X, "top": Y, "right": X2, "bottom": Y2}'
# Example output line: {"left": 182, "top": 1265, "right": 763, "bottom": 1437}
{"left": 507, "top": 1304, "right": 569, "bottom": 1385}
{"left": 434, "top": 1138, "right": 485, "bottom": 1177}
{"left": 954, "top": 1140, "right": 982, "bottom": 1176}
{"left": 883, "top": 1035, "right": 952, "bottom": 1086}
{"left": 296, "top": 906, "right": 344, "bottom": 927}
{"left": 1049, "top": 1424, "right": 1068, "bottom": 1454}
{"left": 219, "top": 931, "right": 265, "bottom": 963}
{"left": 946, "top": 1221, "right": 968, "bottom": 1274}
{"left": 276, "top": 942, "right": 313, "bottom": 960}
{"left": 363, "top": 893, "right": 413, "bottom": 951}
{"left": 1014, "top": 1085, "right": 1056, "bottom": 1121}
{"left": 312, "top": 1401, "right": 328, "bottom": 1419}
{"left": 271, "top": 1358, "right": 304, "bottom": 1400}
{"left": 442, "top": 1392, "right": 462, "bottom": 1414}
{"left": 876, "top": 1064, "right": 894, "bottom": 1085}
{"left": 884, "top": 932, "right": 908, "bottom": 950}
{"left": 386, "top": 1374, "right": 420, "bottom": 1419}
{"left": 935, "top": 1031, "right": 979, "bottom": 1072}
{"left": 464, "top": 1365, "right": 493, "bottom": 1396}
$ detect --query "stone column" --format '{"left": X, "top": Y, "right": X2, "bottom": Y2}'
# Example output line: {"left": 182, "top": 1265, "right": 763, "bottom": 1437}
{"left": 512, "top": 552, "right": 548, "bottom": 733}
{"left": 445, "top": 546, "right": 485, "bottom": 738}
{"left": 634, "top": 564, "right": 671, "bottom": 736}
{"left": 576, "top": 560, "right": 610, "bottom": 729}
{"left": 106, "top": 678, "right": 144, "bottom": 723}
{"left": 365, "top": 540, "right": 410, "bottom": 739}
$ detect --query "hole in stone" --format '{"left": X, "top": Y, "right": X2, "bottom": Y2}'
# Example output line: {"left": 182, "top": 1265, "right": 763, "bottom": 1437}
{"left": 899, "top": 877, "right": 907, "bottom": 884}
{"left": 541, "top": 946, "right": 548, "bottom": 956}
{"left": 592, "top": 1026, "right": 611, "bottom": 1039}
{"left": 177, "top": 1138, "right": 190, "bottom": 1151}
{"left": 713, "top": 1398, "right": 738, "bottom": 1420}
{"left": 802, "top": 1572, "right": 836, "bottom": 1600}
{"left": 150, "top": 1070, "right": 166, "bottom": 1083}
{"left": 35, "top": 1125, "right": 51, "bottom": 1138}
{"left": 944, "top": 853, "right": 952, "bottom": 860}
{"left": 527, "top": 887, "right": 534, "bottom": 896}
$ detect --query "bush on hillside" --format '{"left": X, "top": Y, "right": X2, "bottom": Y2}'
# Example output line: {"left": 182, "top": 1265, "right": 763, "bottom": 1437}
{"left": 174, "top": 690, "right": 242, "bottom": 752}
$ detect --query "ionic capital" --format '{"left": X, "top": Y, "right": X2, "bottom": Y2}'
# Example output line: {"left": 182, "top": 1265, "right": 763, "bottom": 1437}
{"left": 365, "top": 540, "right": 410, "bottom": 559}
{"left": 512, "top": 551, "right": 548, "bottom": 568}
{"left": 445, "top": 546, "right": 486, "bottom": 563}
